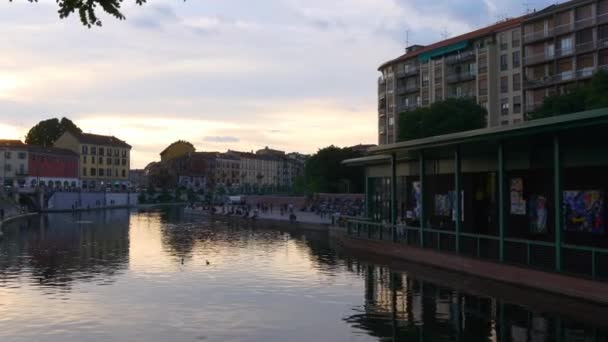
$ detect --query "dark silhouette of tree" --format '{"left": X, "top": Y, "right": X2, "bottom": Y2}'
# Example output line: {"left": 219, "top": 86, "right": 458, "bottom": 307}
{"left": 398, "top": 98, "right": 487, "bottom": 142}
{"left": 25, "top": 117, "right": 83, "bottom": 147}
{"left": 529, "top": 70, "right": 608, "bottom": 120}
{"left": 10, "top": 0, "right": 150, "bottom": 27}
{"left": 305, "top": 146, "right": 365, "bottom": 194}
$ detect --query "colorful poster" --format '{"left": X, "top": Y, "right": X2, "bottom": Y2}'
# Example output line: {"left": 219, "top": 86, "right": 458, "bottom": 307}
{"left": 510, "top": 178, "right": 526, "bottom": 215}
{"left": 434, "top": 194, "right": 450, "bottom": 217}
{"left": 449, "top": 190, "right": 464, "bottom": 222}
{"left": 411, "top": 181, "right": 422, "bottom": 220}
{"left": 529, "top": 195, "right": 548, "bottom": 234}
{"left": 563, "top": 190, "right": 605, "bottom": 234}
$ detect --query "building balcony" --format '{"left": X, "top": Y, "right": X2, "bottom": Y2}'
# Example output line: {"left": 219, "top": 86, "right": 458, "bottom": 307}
{"left": 378, "top": 89, "right": 386, "bottom": 98}
{"left": 575, "top": 16, "right": 595, "bottom": 30}
{"left": 553, "top": 22, "right": 574, "bottom": 36}
{"left": 396, "top": 84, "right": 420, "bottom": 95}
{"left": 523, "top": 28, "right": 554, "bottom": 44}
{"left": 396, "top": 103, "right": 420, "bottom": 113}
{"left": 378, "top": 77, "right": 386, "bottom": 85}
{"left": 523, "top": 51, "right": 554, "bottom": 66}
{"left": 379, "top": 108, "right": 386, "bottom": 117}
{"left": 445, "top": 50, "right": 476, "bottom": 65}
{"left": 555, "top": 46, "right": 574, "bottom": 58}
{"left": 599, "top": 37, "right": 608, "bottom": 49}
{"left": 446, "top": 71, "right": 476, "bottom": 84}
{"left": 599, "top": 13, "right": 608, "bottom": 25}
{"left": 576, "top": 41, "right": 596, "bottom": 54}
{"left": 447, "top": 91, "right": 475, "bottom": 99}
{"left": 396, "top": 67, "right": 419, "bottom": 78}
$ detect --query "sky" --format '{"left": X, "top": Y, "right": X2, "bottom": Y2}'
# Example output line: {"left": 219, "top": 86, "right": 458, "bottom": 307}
{"left": 1, "top": 0, "right": 557, "bottom": 168}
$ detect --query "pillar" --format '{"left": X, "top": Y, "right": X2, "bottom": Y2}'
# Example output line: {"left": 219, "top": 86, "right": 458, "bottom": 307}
{"left": 498, "top": 142, "right": 506, "bottom": 262}
{"left": 419, "top": 152, "right": 425, "bottom": 247}
{"left": 554, "top": 136, "right": 563, "bottom": 272}
{"left": 391, "top": 153, "right": 398, "bottom": 242}
{"left": 455, "top": 146, "right": 462, "bottom": 253}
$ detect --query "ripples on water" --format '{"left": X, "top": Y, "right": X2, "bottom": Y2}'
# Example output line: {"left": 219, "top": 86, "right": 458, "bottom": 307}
{"left": 0, "top": 208, "right": 607, "bottom": 342}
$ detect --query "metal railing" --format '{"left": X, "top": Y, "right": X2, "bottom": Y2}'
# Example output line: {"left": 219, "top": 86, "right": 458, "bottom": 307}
{"left": 523, "top": 29, "right": 553, "bottom": 43}
{"left": 445, "top": 50, "right": 476, "bottom": 65}
{"left": 342, "top": 218, "right": 608, "bottom": 281}
{"left": 396, "top": 67, "right": 420, "bottom": 78}
{"left": 576, "top": 41, "right": 596, "bottom": 54}
{"left": 446, "top": 71, "right": 476, "bottom": 84}
{"left": 575, "top": 16, "right": 595, "bottom": 30}
{"left": 523, "top": 51, "right": 553, "bottom": 65}
{"left": 396, "top": 85, "right": 420, "bottom": 95}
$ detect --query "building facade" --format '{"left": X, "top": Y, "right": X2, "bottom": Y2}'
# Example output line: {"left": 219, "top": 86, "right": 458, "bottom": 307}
{"left": 27, "top": 146, "right": 79, "bottom": 189}
{"left": 54, "top": 131, "right": 132, "bottom": 189}
{"left": 0, "top": 140, "right": 28, "bottom": 188}
{"left": 522, "top": 0, "right": 608, "bottom": 113}
{"left": 378, "top": 18, "right": 524, "bottom": 145}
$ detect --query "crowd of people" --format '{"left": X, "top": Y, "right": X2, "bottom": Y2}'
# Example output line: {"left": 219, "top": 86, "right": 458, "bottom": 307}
{"left": 302, "top": 196, "right": 365, "bottom": 220}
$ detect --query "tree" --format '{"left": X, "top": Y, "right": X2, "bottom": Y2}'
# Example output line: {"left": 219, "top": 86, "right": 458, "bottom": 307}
{"left": 528, "top": 70, "right": 608, "bottom": 120}
{"left": 304, "top": 146, "right": 365, "bottom": 194}
{"left": 12, "top": 0, "right": 149, "bottom": 27}
{"left": 25, "top": 117, "right": 83, "bottom": 147}
{"left": 398, "top": 98, "right": 487, "bottom": 142}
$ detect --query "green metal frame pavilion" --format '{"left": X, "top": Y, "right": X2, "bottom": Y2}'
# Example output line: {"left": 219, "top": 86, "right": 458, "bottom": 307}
{"left": 343, "top": 108, "right": 608, "bottom": 280}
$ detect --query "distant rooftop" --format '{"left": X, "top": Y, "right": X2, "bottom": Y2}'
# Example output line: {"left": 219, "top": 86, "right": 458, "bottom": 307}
{"left": 72, "top": 132, "right": 131, "bottom": 148}
{"left": 0, "top": 139, "right": 26, "bottom": 149}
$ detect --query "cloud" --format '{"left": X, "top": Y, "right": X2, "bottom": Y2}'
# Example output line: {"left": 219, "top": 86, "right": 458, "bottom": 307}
{"left": 203, "top": 136, "right": 240, "bottom": 143}
{"left": 0, "top": 0, "right": 558, "bottom": 168}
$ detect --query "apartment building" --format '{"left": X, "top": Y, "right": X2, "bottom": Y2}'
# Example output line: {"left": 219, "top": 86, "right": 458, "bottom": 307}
{"left": 378, "top": 17, "right": 524, "bottom": 145}
{"left": 522, "top": 0, "right": 608, "bottom": 113}
{"left": 54, "top": 131, "right": 131, "bottom": 189}
{"left": 27, "top": 146, "right": 79, "bottom": 189}
{"left": 0, "top": 140, "right": 28, "bottom": 188}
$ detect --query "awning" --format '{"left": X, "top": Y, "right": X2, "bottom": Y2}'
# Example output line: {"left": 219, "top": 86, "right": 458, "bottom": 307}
{"left": 419, "top": 41, "right": 469, "bottom": 62}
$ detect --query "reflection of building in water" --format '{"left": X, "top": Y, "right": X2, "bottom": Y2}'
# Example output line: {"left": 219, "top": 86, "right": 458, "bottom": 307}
{"left": 0, "top": 211, "right": 130, "bottom": 288}
{"left": 343, "top": 263, "right": 603, "bottom": 342}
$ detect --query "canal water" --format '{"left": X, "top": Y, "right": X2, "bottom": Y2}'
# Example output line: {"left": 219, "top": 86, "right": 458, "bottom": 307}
{"left": 0, "top": 208, "right": 607, "bottom": 342}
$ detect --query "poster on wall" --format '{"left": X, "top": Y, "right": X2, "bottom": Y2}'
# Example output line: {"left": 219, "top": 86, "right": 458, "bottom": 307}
{"left": 434, "top": 194, "right": 451, "bottom": 217}
{"left": 410, "top": 181, "right": 422, "bottom": 220}
{"left": 563, "top": 190, "right": 605, "bottom": 234}
{"left": 448, "top": 190, "right": 464, "bottom": 222}
{"left": 528, "top": 195, "right": 548, "bottom": 234}
{"left": 510, "top": 178, "right": 526, "bottom": 215}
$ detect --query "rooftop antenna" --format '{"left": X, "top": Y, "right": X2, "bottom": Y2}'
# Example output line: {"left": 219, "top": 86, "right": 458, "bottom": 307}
{"left": 523, "top": 1, "right": 531, "bottom": 14}
{"left": 405, "top": 30, "right": 410, "bottom": 50}
{"left": 440, "top": 26, "right": 450, "bottom": 40}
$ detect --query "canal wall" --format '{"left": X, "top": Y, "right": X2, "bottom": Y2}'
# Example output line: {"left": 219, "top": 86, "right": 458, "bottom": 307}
{"left": 331, "top": 227, "right": 608, "bottom": 305}
{"left": 47, "top": 192, "right": 138, "bottom": 211}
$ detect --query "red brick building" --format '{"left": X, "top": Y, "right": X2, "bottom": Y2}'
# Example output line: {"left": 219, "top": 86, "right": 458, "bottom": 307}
{"left": 27, "top": 146, "right": 80, "bottom": 189}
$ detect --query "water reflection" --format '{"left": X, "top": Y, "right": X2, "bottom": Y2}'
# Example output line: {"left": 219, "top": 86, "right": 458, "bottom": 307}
{"left": 0, "top": 208, "right": 606, "bottom": 341}
{"left": 0, "top": 210, "right": 129, "bottom": 290}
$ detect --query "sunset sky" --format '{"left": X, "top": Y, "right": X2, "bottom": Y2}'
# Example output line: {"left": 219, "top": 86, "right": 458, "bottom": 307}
{"left": 1, "top": 0, "right": 555, "bottom": 168}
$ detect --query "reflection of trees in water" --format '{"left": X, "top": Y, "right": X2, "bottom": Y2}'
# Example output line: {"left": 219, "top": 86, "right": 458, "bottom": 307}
{"left": 342, "top": 263, "right": 608, "bottom": 341}
{"left": 0, "top": 210, "right": 130, "bottom": 290}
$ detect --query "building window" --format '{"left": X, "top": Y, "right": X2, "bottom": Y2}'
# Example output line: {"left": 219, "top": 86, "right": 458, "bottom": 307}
{"left": 91, "top": 147, "right": 97, "bottom": 155}
{"left": 17, "top": 152, "right": 26, "bottom": 159}
{"left": 122, "top": 158, "right": 127, "bottom": 166}
{"left": 114, "top": 158, "right": 120, "bottom": 165}
{"left": 115, "top": 169, "right": 118, "bottom": 177}
{"left": 99, "top": 148, "right": 105, "bottom": 156}
{"left": 82, "top": 145, "right": 88, "bottom": 155}
{"left": 99, "top": 157, "right": 104, "bottom": 165}
{"left": 83, "top": 168, "right": 87, "bottom": 176}
{"left": 513, "top": 73, "right": 521, "bottom": 91}
{"left": 388, "top": 117, "right": 395, "bottom": 127}
{"left": 501, "top": 120, "right": 509, "bottom": 126}
{"left": 5, "top": 151, "right": 11, "bottom": 159}
{"left": 83, "top": 156, "right": 87, "bottom": 164}
{"left": 512, "top": 29, "right": 520, "bottom": 48}
{"left": 99, "top": 168, "right": 105, "bottom": 177}
{"left": 501, "top": 98, "right": 509, "bottom": 115}
{"left": 122, "top": 170, "right": 126, "bottom": 178}
{"left": 114, "top": 149, "right": 119, "bottom": 157}
{"left": 91, "top": 168, "right": 96, "bottom": 176}
{"left": 512, "top": 51, "right": 520, "bottom": 68}
{"left": 122, "top": 150, "right": 127, "bottom": 157}
{"left": 513, "top": 95, "right": 522, "bottom": 114}
{"left": 107, "top": 168, "right": 111, "bottom": 176}
{"left": 500, "top": 33, "right": 508, "bottom": 50}
{"left": 500, "top": 55, "right": 508, "bottom": 71}
{"left": 107, "top": 157, "right": 112, "bottom": 165}
{"left": 500, "top": 76, "right": 509, "bottom": 93}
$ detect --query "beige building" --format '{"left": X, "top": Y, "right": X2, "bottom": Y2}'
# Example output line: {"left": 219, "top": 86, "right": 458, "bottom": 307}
{"left": 522, "top": 0, "right": 608, "bottom": 113}
{"left": 0, "top": 140, "right": 28, "bottom": 188}
{"left": 378, "top": 17, "right": 524, "bottom": 145}
{"left": 54, "top": 131, "right": 131, "bottom": 189}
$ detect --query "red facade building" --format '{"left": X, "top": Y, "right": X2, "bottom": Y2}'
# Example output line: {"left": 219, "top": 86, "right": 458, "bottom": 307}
{"left": 27, "top": 146, "right": 80, "bottom": 188}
